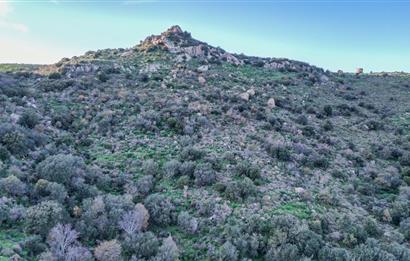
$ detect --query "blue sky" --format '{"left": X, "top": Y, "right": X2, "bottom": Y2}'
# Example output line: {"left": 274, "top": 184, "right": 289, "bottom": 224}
{"left": 0, "top": 0, "right": 409, "bottom": 72}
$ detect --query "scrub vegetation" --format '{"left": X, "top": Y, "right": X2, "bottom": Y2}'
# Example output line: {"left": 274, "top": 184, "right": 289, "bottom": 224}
{"left": 0, "top": 26, "right": 409, "bottom": 260}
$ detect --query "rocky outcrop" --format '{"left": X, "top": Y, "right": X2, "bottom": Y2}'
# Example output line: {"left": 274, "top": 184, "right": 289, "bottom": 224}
{"left": 138, "top": 25, "right": 244, "bottom": 66}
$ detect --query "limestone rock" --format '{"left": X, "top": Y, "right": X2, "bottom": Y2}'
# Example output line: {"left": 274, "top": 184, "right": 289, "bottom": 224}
{"left": 239, "top": 92, "right": 250, "bottom": 101}
{"left": 247, "top": 88, "right": 255, "bottom": 97}
{"left": 294, "top": 187, "right": 305, "bottom": 194}
{"left": 267, "top": 98, "right": 276, "bottom": 108}
{"left": 198, "top": 65, "right": 209, "bottom": 72}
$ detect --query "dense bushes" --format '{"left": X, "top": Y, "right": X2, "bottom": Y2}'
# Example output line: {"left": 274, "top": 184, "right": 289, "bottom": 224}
{"left": 78, "top": 195, "right": 134, "bottom": 240}
{"left": 0, "top": 175, "right": 27, "bottom": 197}
{"left": 225, "top": 177, "right": 257, "bottom": 202}
{"left": 94, "top": 240, "right": 122, "bottom": 261}
{"left": 155, "top": 236, "right": 179, "bottom": 261}
{"left": 266, "top": 140, "right": 292, "bottom": 161}
{"left": 1, "top": 35, "right": 410, "bottom": 261}
{"left": 25, "top": 201, "right": 65, "bottom": 236}
{"left": 123, "top": 232, "right": 159, "bottom": 259}
{"left": 144, "top": 194, "right": 175, "bottom": 226}
{"left": 323, "top": 105, "right": 333, "bottom": 116}
{"left": 0, "top": 196, "right": 25, "bottom": 225}
{"left": 142, "top": 159, "right": 160, "bottom": 177}
{"left": 177, "top": 211, "right": 198, "bottom": 234}
{"left": 193, "top": 162, "right": 217, "bottom": 186}
{"left": 34, "top": 179, "right": 68, "bottom": 204}
{"left": 18, "top": 109, "right": 40, "bottom": 129}
{"left": 235, "top": 161, "right": 261, "bottom": 180}
{"left": 0, "top": 123, "right": 38, "bottom": 157}
{"left": 36, "top": 154, "right": 88, "bottom": 186}
{"left": 399, "top": 218, "right": 410, "bottom": 240}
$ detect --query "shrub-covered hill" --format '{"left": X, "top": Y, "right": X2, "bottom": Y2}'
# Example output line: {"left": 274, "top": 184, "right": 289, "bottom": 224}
{"left": 1, "top": 25, "right": 410, "bottom": 260}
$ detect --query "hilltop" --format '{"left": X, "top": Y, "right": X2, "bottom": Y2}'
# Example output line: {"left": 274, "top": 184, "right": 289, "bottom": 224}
{"left": 0, "top": 26, "right": 410, "bottom": 260}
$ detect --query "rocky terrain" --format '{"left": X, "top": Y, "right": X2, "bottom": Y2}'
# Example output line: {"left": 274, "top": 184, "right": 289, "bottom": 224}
{"left": 0, "top": 26, "right": 410, "bottom": 260}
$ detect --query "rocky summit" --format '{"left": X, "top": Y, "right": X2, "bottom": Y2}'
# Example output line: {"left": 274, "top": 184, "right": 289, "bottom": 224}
{"left": 0, "top": 26, "right": 410, "bottom": 260}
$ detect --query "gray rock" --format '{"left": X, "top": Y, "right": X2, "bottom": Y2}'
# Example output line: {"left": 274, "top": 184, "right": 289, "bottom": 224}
{"left": 239, "top": 92, "right": 250, "bottom": 101}
{"left": 267, "top": 98, "right": 276, "bottom": 108}
{"left": 198, "top": 65, "right": 209, "bottom": 72}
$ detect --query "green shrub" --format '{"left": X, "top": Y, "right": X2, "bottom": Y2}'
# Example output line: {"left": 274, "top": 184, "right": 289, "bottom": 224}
{"left": 323, "top": 105, "right": 333, "bottom": 116}
{"left": 48, "top": 72, "right": 62, "bottom": 79}
{"left": 0, "top": 175, "right": 27, "bottom": 197}
{"left": 163, "top": 159, "right": 181, "bottom": 177}
{"left": 34, "top": 179, "right": 67, "bottom": 204}
{"left": 144, "top": 194, "right": 175, "bottom": 226}
{"left": 41, "top": 79, "right": 74, "bottom": 92}
{"left": 235, "top": 161, "right": 261, "bottom": 181}
{"left": 266, "top": 243, "right": 299, "bottom": 261}
{"left": 20, "top": 235, "right": 47, "bottom": 256}
{"left": 177, "top": 211, "right": 198, "bottom": 234}
{"left": 366, "top": 120, "right": 384, "bottom": 131}
{"left": 194, "top": 162, "right": 216, "bottom": 186}
{"left": 353, "top": 239, "right": 396, "bottom": 261}
{"left": 155, "top": 236, "right": 179, "bottom": 261}
{"left": 296, "top": 115, "right": 309, "bottom": 125}
{"left": 400, "top": 152, "right": 410, "bottom": 166}
{"left": 0, "top": 145, "right": 10, "bottom": 161}
{"left": 78, "top": 195, "right": 134, "bottom": 241}
{"left": 18, "top": 109, "right": 40, "bottom": 129}
{"left": 123, "top": 232, "right": 159, "bottom": 259}
{"left": 399, "top": 218, "right": 410, "bottom": 241}
{"left": 97, "top": 72, "right": 109, "bottom": 82}
{"left": 323, "top": 120, "right": 333, "bottom": 131}
{"left": 142, "top": 159, "right": 160, "bottom": 177}
{"left": 293, "top": 229, "right": 323, "bottom": 258}
{"left": 179, "top": 161, "right": 196, "bottom": 177}
{"left": 318, "top": 246, "right": 351, "bottom": 261}
{"left": 134, "top": 175, "right": 154, "bottom": 196}
{"left": 180, "top": 146, "right": 204, "bottom": 161}
{"left": 219, "top": 241, "right": 238, "bottom": 261}
{"left": 225, "top": 177, "right": 257, "bottom": 202}
{"left": 25, "top": 201, "right": 65, "bottom": 236}
{"left": 0, "top": 123, "right": 35, "bottom": 157}
{"left": 267, "top": 141, "right": 292, "bottom": 161}
{"left": 0, "top": 197, "right": 25, "bottom": 224}
{"left": 36, "top": 154, "right": 87, "bottom": 186}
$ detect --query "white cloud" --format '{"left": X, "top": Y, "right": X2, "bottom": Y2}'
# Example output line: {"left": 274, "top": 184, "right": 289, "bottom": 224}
{"left": 0, "top": 37, "right": 66, "bottom": 64}
{"left": 0, "top": 20, "right": 28, "bottom": 32}
{"left": 0, "top": 1, "right": 12, "bottom": 17}
{"left": 0, "top": 0, "right": 29, "bottom": 33}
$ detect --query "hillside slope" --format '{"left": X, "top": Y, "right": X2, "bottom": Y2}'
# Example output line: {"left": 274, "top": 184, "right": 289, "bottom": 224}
{"left": 0, "top": 26, "right": 410, "bottom": 260}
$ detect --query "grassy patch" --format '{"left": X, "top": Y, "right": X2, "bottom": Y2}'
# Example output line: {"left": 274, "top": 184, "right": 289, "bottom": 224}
{"left": 0, "top": 63, "right": 41, "bottom": 73}
{"left": 0, "top": 229, "right": 26, "bottom": 260}
{"left": 391, "top": 112, "right": 410, "bottom": 128}
{"left": 272, "top": 202, "right": 312, "bottom": 219}
{"left": 91, "top": 140, "right": 177, "bottom": 170}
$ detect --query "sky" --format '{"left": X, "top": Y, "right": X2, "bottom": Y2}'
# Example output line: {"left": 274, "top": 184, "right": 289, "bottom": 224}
{"left": 0, "top": 0, "right": 409, "bottom": 72}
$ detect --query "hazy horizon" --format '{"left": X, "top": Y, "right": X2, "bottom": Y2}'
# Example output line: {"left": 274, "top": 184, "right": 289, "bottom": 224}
{"left": 1, "top": 0, "right": 409, "bottom": 72}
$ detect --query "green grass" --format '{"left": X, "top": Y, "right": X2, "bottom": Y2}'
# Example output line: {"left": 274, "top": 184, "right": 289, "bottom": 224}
{"left": 0, "top": 63, "right": 41, "bottom": 73}
{"left": 91, "top": 140, "right": 177, "bottom": 171}
{"left": 391, "top": 112, "right": 410, "bottom": 128}
{"left": 0, "top": 229, "right": 26, "bottom": 260}
{"left": 206, "top": 63, "right": 291, "bottom": 88}
{"left": 163, "top": 226, "right": 206, "bottom": 261}
{"left": 272, "top": 202, "right": 312, "bottom": 219}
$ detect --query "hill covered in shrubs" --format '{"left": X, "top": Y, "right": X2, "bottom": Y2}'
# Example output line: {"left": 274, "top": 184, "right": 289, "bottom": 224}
{"left": 1, "top": 26, "right": 410, "bottom": 260}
